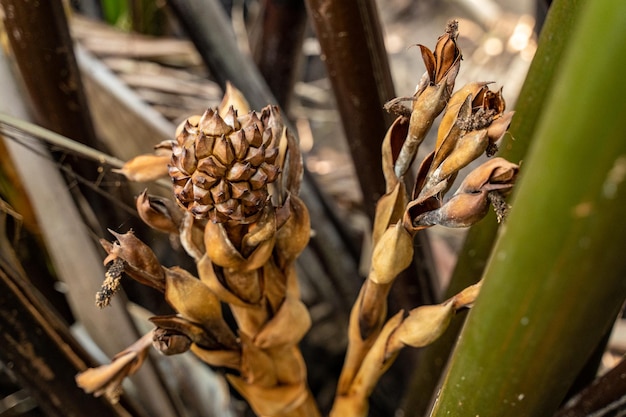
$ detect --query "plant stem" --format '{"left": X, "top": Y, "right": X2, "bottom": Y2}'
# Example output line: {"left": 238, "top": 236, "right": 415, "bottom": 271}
{"left": 251, "top": 0, "right": 308, "bottom": 109}
{"left": 0, "top": 0, "right": 133, "bottom": 234}
{"left": 429, "top": 2, "right": 626, "bottom": 415}
{"left": 304, "top": 0, "right": 393, "bottom": 216}
{"left": 403, "top": 0, "right": 585, "bottom": 413}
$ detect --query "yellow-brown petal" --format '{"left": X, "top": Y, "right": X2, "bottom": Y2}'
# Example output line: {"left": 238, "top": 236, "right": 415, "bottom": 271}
{"left": 218, "top": 81, "right": 251, "bottom": 116}
{"left": 254, "top": 295, "right": 312, "bottom": 348}
{"left": 113, "top": 154, "right": 171, "bottom": 182}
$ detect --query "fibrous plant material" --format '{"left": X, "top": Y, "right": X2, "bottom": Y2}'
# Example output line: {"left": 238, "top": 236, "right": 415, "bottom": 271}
{"left": 76, "top": 23, "right": 519, "bottom": 417}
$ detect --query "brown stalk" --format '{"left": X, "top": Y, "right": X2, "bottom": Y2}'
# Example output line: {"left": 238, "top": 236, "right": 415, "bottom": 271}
{"left": 0, "top": 0, "right": 130, "bottom": 233}
{"left": 250, "top": 0, "right": 308, "bottom": 109}
{"left": 305, "top": 0, "right": 394, "bottom": 217}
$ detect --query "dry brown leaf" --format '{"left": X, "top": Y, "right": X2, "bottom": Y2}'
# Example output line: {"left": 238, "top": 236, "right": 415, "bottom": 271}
{"left": 102, "top": 230, "right": 165, "bottom": 291}
{"left": 75, "top": 332, "right": 152, "bottom": 403}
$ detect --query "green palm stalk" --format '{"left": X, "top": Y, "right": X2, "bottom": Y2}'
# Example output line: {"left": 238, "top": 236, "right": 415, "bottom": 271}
{"left": 429, "top": 2, "right": 626, "bottom": 416}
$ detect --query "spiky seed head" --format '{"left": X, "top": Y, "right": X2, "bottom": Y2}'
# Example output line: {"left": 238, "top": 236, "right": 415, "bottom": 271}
{"left": 169, "top": 106, "right": 284, "bottom": 224}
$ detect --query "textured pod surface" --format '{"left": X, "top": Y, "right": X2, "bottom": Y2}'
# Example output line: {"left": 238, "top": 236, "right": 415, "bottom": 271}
{"left": 169, "top": 106, "right": 283, "bottom": 223}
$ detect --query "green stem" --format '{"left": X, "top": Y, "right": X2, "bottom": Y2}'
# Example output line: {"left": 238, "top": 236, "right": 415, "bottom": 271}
{"left": 429, "top": 2, "right": 626, "bottom": 416}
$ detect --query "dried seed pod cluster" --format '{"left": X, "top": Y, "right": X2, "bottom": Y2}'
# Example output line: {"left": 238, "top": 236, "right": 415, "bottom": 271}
{"left": 169, "top": 106, "right": 281, "bottom": 223}
{"left": 333, "top": 20, "right": 520, "bottom": 417}
{"left": 79, "top": 83, "right": 319, "bottom": 417}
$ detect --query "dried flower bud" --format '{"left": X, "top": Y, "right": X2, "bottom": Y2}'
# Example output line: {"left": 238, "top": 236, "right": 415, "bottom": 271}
{"left": 435, "top": 81, "right": 489, "bottom": 150}
{"left": 75, "top": 332, "right": 152, "bottom": 403}
{"left": 219, "top": 81, "right": 251, "bottom": 117}
{"left": 388, "top": 303, "right": 454, "bottom": 353}
{"left": 369, "top": 222, "right": 414, "bottom": 285}
{"left": 433, "top": 82, "right": 490, "bottom": 166}
{"left": 136, "top": 189, "right": 183, "bottom": 234}
{"left": 430, "top": 129, "right": 489, "bottom": 185}
{"left": 393, "top": 20, "right": 462, "bottom": 178}
{"left": 113, "top": 154, "right": 171, "bottom": 182}
{"left": 100, "top": 230, "right": 165, "bottom": 292}
{"left": 486, "top": 111, "right": 515, "bottom": 155}
{"left": 153, "top": 327, "right": 192, "bottom": 355}
{"left": 457, "top": 157, "right": 519, "bottom": 193}
{"left": 420, "top": 85, "right": 511, "bottom": 197}
{"left": 413, "top": 158, "right": 519, "bottom": 228}
{"left": 149, "top": 314, "right": 224, "bottom": 350}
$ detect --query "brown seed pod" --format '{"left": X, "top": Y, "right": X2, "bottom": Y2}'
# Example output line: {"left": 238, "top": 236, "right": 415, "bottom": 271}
{"left": 170, "top": 105, "right": 285, "bottom": 224}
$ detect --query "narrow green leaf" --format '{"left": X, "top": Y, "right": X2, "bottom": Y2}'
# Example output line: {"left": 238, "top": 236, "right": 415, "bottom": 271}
{"left": 429, "top": 2, "right": 626, "bottom": 416}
